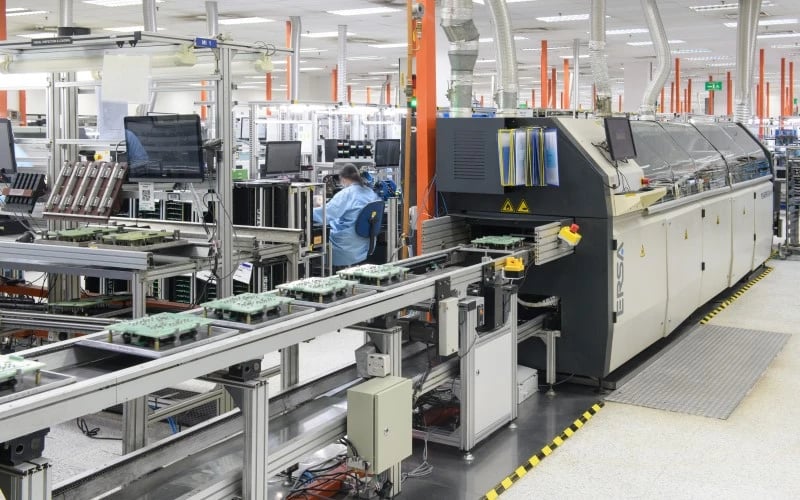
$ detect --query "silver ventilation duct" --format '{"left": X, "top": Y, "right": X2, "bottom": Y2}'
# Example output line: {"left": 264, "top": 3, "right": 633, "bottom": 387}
{"left": 440, "top": 0, "right": 479, "bottom": 117}
{"left": 639, "top": 0, "right": 671, "bottom": 119}
{"left": 590, "top": 0, "right": 612, "bottom": 116}
{"left": 205, "top": 1, "right": 219, "bottom": 37}
{"left": 734, "top": 0, "right": 762, "bottom": 123}
{"left": 290, "top": 16, "right": 301, "bottom": 102}
{"left": 143, "top": 0, "right": 157, "bottom": 32}
{"left": 486, "top": 0, "right": 519, "bottom": 114}
{"left": 59, "top": 0, "right": 74, "bottom": 28}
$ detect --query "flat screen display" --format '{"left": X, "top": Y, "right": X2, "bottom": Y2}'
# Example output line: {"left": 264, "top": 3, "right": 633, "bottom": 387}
{"left": 374, "top": 139, "right": 401, "bottom": 167}
{"left": 0, "top": 118, "right": 17, "bottom": 179}
{"left": 604, "top": 117, "right": 637, "bottom": 161}
{"left": 123, "top": 114, "right": 204, "bottom": 182}
{"left": 262, "top": 141, "right": 302, "bottom": 176}
{"left": 324, "top": 139, "right": 339, "bottom": 162}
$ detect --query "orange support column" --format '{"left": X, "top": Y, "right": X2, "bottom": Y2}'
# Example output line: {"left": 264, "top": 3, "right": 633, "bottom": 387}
{"left": 781, "top": 58, "right": 786, "bottom": 118}
{"left": 347, "top": 85, "right": 352, "bottom": 103}
{"left": 200, "top": 82, "right": 207, "bottom": 121}
{"left": 767, "top": 81, "right": 770, "bottom": 118}
{"left": 789, "top": 61, "right": 794, "bottom": 115}
{"left": 592, "top": 84, "right": 597, "bottom": 110}
{"left": 285, "top": 21, "right": 292, "bottom": 101}
{"left": 670, "top": 81, "right": 675, "bottom": 113}
{"left": 759, "top": 48, "right": 765, "bottom": 137}
{"left": 540, "top": 40, "right": 548, "bottom": 108}
{"left": 563, "top": 58, "right": 570, "bottom": 108}
{"left": 266, "top": 73, "right": 273, "bottom": 100}
{"left": 18, "top": 90, "right": 26, "bottom": 125}
{"left": 618, "top": 94, "right": 622, "bottom": 113}
{"left": 480, "top": 95, "right": 484, "bottom": 107}
{"left": 531, "top": 89, "right": 535, "bottom": 108}
{"left": 415, "top": 0, "right": 437, "bottom": 250}
{"left": 675, "top": 58, "right": 681, "bottom": 114}
{"left": 660, "top": 87, "right": 665, "bottom": 114}
{"left": 366, "top": 87, "right": 371, "bottom": 104}
{"left": 727, "top": 71, "right": 733, "bottom": 116}
{"left": 550, "top": 67, "right": 557, "bottom": 108}
{"left": 708, "top": 75, "right": 714, "bottom": 115}
{"left": 331, "top": 67, "right": 338, "bottom": 102}
{"left": 386, "top": 81, "right": 391, "bottom": 105}
{"left": 687, "top": 78, "right": 692, "bottom": 114}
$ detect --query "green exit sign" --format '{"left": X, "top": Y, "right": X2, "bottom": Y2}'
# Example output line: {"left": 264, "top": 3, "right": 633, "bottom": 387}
{"left": 705, "top": 81, "right": 723, "bottom": 91}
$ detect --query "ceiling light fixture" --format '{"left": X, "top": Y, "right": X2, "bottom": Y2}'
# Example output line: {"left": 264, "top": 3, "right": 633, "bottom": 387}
{"left": 368, "top": 71, "right": 397, "bottom": 75}
{"left": 6, "top": 9, "right": 48, "bottom": 16}
{"left": 299, "top": 48, "right": 327, "bottom": 53}
{"left": 219, "top": 17, "right": 274, "bottom": 25}
{"left": 17, "top": 32, "right": 56, "bottom": 39}
{"left": 606, "top": 28, "right": 649, "bottom": 35}
{"left": 347, "top": 56, "right": 384, "bottom": 61}
{"left": 724, "top": 18, "right": 798, "bottom": 28}
{"left": 522, "top": 45, "right": 571, "bottom": 51}
{"left": 6, "top": 7, "right": 27, "bottom": 12}
{"left": 672, "top": 48, "right": 712, "bottom": 54}
{"left": 685, "top": 56, "right": 731, "bottom": 61}
{"left": 627, "top": 40, "right": 685, "bottom": 46}
{"left": 479, "top": 35, "right": 528, "bottom": 43}
{"left": 536, "top": 14, "right": 589, "bottom": 23}
{"left": 477, "top": 59, "right": 496, "bottom": 63}
{"left": 83, "top": 0, "right": 163, "bottom": 6}
{"left": 300, "top": 67, "right": 323, "bottom": 72}
{"left": 327, "top": 7, "right": 400, "bottom": 16}
{"left": 368, "top": 43, "right": 407, "bottom": 49}
{"left": 771, "top": 43, "right": 800, "bottom": 49}
{"left": 302, "top": 31, "right": 354, "bottom": 39}
{"left": 689, "top": 1, "right": 773, "bottom": 12}
{"left": 757, "top": 32, "right": 800, "bottom": 39}
{"left": 708, "top": 62, "right": 736, "bottom": 67}
{"left": 104, "top": 25, "right": 165, "bottom": 32}
{"left": 561, "top": 55, "right": 590, "bottom": 59}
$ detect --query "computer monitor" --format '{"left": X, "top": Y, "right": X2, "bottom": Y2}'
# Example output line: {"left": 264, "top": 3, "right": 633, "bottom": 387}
{"left": 262, "top": 141, "right": 302, "bottom": 176}
{"left": 604, "top": 117, "right": 637, "bottom": 161}
{"left": 123, "top": 114, "right": 204, "bottom": 182}
{"left": 0, "top": 118, "right": 17, "bottom": 181}
{"left": 374, "top": 139, "right": 401, "bottom": 167}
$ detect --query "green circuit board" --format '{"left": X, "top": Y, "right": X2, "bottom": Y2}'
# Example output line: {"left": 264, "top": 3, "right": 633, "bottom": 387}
{"left": 108, "top": 313, "right": 213, "bottom": 350}
{"left": 337, "top": 264, "right": 410, "bottom": 284}
{"left": 101, "top": 230, "right": 174, "bottom": 246}
{"left": 47, "top": 226, "right": 121, "bottom": 242}
{"left": 202, "top": 293, "right": 293, "bottom": 316}
{"left": 0, "top": 355, "right": 45, "bottom": 386}
{"left": 471, "top": 235, "right": 526, "bottom": 249}
{"left": 277, "top": 276, "right": 357, "bottom": 296}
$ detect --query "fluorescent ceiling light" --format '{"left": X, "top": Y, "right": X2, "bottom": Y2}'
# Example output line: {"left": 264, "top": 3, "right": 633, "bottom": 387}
{"left": 772, "top": 43, "right": 800, "bottom": 49}
{"left": 708, "top": 62, "right": 736, "bottom": 67}
{"left": 672, "top": 48, "right": 712, "bottom": 54}
{"left": 473, "top": 72, "right": 496, "bottom": 76}
{"left": 477, "top": 59, "right": 496, "bottom": 64}
{"left": 83, "top": 0, "right": 163, "bottom": 6}
{"left": 300, "top": 67, "right": 322, "bottom": 72}
{"left": 522, "top": 45, "right": 571, "bottom": 51}
{"left": 219, "top": 17, "right": 273, "bottom": 25}
{"left": 685, "top": 56, "right": 731, "bottom": 61}
{"left": 536, "top": 14, "right": 589, "bottom": 23}
{"left": 299, "top": 48, "right": 327, "bottom": 53}
{"left": 368, "top": 43, "right": 407, "bottom": 49}
{"left": 561, "top": 55, "right": 590, "bottom": 59}
{"left": 237, "top": 86, "right": 261, "bottom": 89}
{"left": 347, "top": 56, "right": 384, "bottom": 61}
{"left": 7, "top": 9, "right": 48, "bottom": 16}
{"left": 17, "top": 32, "right": 56, "bottom": 39}
{"left": 6, "top": 7, "right": 27, "bottom": 12}
{"left": 104, "top": 25, "right": 165, "bottom": 32}
{"left": 627, "top": 40, "right": 685, "bottom": 46}
{"left": 327, "top": 7, "right": 400, "bottom": 16}
{"left": 350, "top": 77, "right": 386, "bottom": 81}
{"left": 475, "top": 0, "right": 537, "bottom": 3}
{"left": 479, "top": 36, "right": 528, "bottom": 43}
{"left": 758, "top": 32, "right": 800, "bottom": 39}
{"left": 368, "top": 71, "right": 397, "bottom": 75}
{"left": 724, "top": 18, "right": 797, "bottom": 28}
{"left": 690, "top": 1, "right": 773, "bottom": 12}
{"left": 302, "top": 32, "right": 354, "bottom": 39}
{"left": 606, "top": 28, "right": 649, "bottom": 35}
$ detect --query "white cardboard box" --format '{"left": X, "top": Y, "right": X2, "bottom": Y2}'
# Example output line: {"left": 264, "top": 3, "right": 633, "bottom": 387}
{"left": 517, "top": 365, "right": 538, "bottom": 403}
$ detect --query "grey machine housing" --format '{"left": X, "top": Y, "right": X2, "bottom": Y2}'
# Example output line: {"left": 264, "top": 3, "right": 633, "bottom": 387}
{"left": 436, "top": 116, "right": 774, "bottom": 379}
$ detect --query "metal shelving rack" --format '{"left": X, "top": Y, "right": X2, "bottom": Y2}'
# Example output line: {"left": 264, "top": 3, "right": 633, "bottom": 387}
{"left": 783, "top": 146, "right": 800, "bottom": 255}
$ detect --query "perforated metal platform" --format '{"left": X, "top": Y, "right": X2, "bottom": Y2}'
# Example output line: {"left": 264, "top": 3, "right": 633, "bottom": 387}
{"left": 606, "top": 325, "right": 790, "bottom": 419}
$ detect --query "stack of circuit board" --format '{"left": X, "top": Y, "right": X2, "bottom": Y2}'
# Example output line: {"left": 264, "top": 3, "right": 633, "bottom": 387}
{"left": 48, "top": 295, "right": 131, "bottom": 316}
{"left": 0, "top": 354, "right": 45, "bottom": 389}
{"left": 337, "top": 264, "right": 410, "bottom": 286}
{"left": 1, "top": 173, "right": 47, "bottom": 213}
{"left": 471, "top": 235, "right": 526, "bottom": 250}
{"left": 201, "top": 293, "right": 294, "bottom": 324}
{"left": 101, "top": 229, "right": 175, "bottom": 246}
{"left": 277, "top": 276, "right": 358, "bottom": 303}
{"left": 43, "top": 226, "right": 122, "bottom": 243}
{"left": 43, "top": 161, "right": 128, "bottom": 222}
{"left": 107, "top": 313, "right": 213, "bottom": 351}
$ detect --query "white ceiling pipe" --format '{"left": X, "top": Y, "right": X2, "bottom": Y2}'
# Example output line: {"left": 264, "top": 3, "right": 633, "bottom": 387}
{"left": 143, "top": 0, "right": 158, "bottom": 33}
{"left": 590, "top": 0, "right": 612, "bottom": 116}
{"left": 639, "top": 0, "right": 671, "bottom": 119}
{"left": 734, "top": 0, "right": 762, "bottom": 123}
{"left": 486, "top": 0, "right": 518, "bottom": 114}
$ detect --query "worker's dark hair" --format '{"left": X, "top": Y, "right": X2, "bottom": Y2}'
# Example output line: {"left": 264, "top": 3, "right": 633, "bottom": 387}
{"left": 339, "top": 164, "right": 367, "bottom": 188}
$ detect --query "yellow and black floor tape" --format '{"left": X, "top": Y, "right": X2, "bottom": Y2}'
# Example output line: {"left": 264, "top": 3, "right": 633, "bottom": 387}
{"left": 699, "top": 266, "right": 773, "bottom": 325}
{"left": 481, "top": 402, "right": 604, "bottom": 500}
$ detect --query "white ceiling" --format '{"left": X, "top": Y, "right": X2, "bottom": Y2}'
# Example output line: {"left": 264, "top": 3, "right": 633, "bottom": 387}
{"left": 5, "top": 0, "right": 800, "bottom": 99}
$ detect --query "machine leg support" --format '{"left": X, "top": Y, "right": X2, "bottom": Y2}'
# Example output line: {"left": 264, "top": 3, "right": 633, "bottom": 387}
{"left": 122, "top": 396, "right": 148, "bottom": 454}
{"left": 0, "top": 458, "right": 51, "bottom": 500}
{"left": 242, "top": 378, "right": 270, "bottom": 500}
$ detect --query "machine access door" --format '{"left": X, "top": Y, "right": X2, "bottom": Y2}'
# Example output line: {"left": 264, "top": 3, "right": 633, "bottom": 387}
{"left": 700, "top": 197, "right": 733, "bottom": 304}
{"left": 753, "top": 182, "right": 774, "bottom": 268}
{"left": 665, "top": 205, "right": 703, "bottom": 335}
{"left": 730, "top": 189, "right": 756, "bottom": 285}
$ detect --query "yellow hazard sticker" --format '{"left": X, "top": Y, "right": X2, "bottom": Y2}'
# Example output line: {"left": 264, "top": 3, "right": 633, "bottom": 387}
{"left": 640, "top": 245, "right": 646, "bottom": 257}
{"left": 501, "top": 199, "right": 515, "bottom": 213}
{"left": 517, "top": 199, "right": 530, "bottom": 213}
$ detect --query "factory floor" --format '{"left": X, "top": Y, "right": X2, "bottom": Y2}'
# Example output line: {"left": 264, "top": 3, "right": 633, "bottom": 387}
{"left": 501, "top": 257, "right": 800, "bottom": 499}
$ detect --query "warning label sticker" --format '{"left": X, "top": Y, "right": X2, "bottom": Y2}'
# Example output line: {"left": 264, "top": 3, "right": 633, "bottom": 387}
{"left": 501, "top": 199, "right": 515, "bottom": 213}
{"left": 517, "top": 200, "right": 530, "bottom": 214}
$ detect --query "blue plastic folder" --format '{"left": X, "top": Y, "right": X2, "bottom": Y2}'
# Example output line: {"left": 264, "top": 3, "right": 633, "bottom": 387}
{"left": 525, "top": 127, "right": 545, "bottom": 186}
{"left": 498, "top": 129, "right": 514, "bottom": 186}
{"left": 544, "top": 128, "right": 559, "bottom": 186}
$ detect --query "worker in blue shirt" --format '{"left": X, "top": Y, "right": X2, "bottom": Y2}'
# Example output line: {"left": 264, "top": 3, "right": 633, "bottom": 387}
{"left": 125, "top": 129, "right": 149, "bottom": 167}
{"left": 313, "top": 164, "right": 379, "bottom": 268}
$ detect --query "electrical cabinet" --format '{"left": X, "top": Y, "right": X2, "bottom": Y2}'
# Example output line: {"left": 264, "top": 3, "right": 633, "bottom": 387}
{"left": 346, "top": 376, "right": 412, "bottom": 474}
